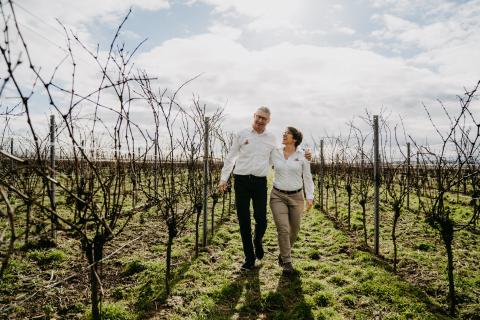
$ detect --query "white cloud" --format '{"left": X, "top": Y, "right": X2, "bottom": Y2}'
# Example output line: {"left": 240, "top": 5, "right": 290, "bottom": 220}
{"left": 369, "top": 0, "right": 454, "bottom": 16}
{"left": 2, "top": 1, "right": 171, "bottom": 141}
{"left": 208, "top": 23, "right": 242, "bottom": 40}
{"left": 336, "top": 26, "right": 356, "bottom": 35}
{"left": 7, "top": 0, "right": 171, "bottom": 83}
{"left": 332, "top": 4, "right": 343, "bottom": 11}
{"left": 192, "top": 0, "right": 321, "bottom": 35}
{"left": 120, "top": 30, "right": 143, "bottom": 41}
{"left": 3, "top": 0, "right": 479, "bottom": 148}
{"left": 247, "top": 16, "right": 300, "bottom": 33}
{"left": 374, "top": 14, "right": 474, "bottom": 50}
{"left": 370, "top": 1, "right": 480, "bottom": 83}
{"left": 135, "top": 32, "right": 466, "bottom": 142}
{"left": 15, "top": 0, "right": 170, "bottom": 26}
{"left": 192, "top": 0, "right": 303, "bottom": 18}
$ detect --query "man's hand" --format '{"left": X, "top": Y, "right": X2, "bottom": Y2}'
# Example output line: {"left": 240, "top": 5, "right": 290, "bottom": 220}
{"left": 218, "top": 180, "right": 228, "bottom": 193}
{"left": 305, "top": 199, "right": 313, "bottom": 211}
{"left": 304, "top": 149, "right": 312, "bottom": 161}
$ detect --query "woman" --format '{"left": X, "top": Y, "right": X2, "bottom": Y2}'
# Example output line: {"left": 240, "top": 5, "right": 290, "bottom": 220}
{"left": 270, "top": 126, "right": 314, "bottom": 273}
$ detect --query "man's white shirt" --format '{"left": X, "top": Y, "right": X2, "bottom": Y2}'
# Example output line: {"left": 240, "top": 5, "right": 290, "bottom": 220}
{"left": 220, "top": 128, "right": 276, "bottom": 181}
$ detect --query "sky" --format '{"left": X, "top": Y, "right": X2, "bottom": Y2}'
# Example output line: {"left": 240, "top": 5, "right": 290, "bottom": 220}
{"left": 1, "top": 0, "right": 480, "bottom": 154}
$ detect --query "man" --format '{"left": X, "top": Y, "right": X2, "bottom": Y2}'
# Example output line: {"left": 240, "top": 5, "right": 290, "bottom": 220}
{"left": 218, "top": 106, "right": 311, "bottom": 271}
{"left": 218, "top": 106, "right": 275, "bottom": 271}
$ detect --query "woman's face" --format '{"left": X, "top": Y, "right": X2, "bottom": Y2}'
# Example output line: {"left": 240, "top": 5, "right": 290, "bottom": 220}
{"left": 282, "top": 129, "right": 296, "bottom": 146}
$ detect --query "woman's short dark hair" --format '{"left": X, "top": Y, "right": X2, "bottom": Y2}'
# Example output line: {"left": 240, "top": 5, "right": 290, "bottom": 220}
{"left": 287, "top": 126, "right": 303, "bottom": 147}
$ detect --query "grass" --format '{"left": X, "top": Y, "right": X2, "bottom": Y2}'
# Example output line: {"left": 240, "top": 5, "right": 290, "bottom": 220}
{"left": 100, "top": 206, "right": 452, "bottom": 320}
{"left": 85, "top": 302, "right": 134, "bottom": 320}
{"left": 1, "top": 172, "right": 479, "bottom": 319}
{"left": 320, "top": 185, "right": 480, "bottom": 319}
{"left": 26, "top": 248, "right": 67, "bottom": 266}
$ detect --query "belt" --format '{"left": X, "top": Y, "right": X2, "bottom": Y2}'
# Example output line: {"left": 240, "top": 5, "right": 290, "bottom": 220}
{"left": 273, "top": 186, "right": 302, "bottom": 195}
{"left": 234, "top": 174, "right": 266, "bottom": 180}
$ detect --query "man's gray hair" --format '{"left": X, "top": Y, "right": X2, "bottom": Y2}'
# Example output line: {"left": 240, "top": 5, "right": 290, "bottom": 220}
{"left": 256, "top": 106, "right": 271, "bottom": 115}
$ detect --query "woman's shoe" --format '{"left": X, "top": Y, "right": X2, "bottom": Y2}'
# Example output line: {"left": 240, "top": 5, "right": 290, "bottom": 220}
{"left": 282, "top": 262, "right": 294, "bottom": 274}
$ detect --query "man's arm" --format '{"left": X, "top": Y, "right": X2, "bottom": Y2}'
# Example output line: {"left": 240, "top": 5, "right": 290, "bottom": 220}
{"left": 218, "top": 133, "right": 241, "bottom": 192}
{"left": 304, "top": 148, "right": 312, "bottom": 161}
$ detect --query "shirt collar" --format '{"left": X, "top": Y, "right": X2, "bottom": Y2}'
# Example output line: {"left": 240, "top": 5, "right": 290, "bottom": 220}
{"left": 278, "top": 147, "right": 303, "bottom": 157}
{"left": 293, "top": 149, "right": 303, "bottom": 158}
{"left": 250, "top": 127, "right": 267, "bottom": 135}
{"left": 278, "top": 146, "right": 300, "bottom": 152}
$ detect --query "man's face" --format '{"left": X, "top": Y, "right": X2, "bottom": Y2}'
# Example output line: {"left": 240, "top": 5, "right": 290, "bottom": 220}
{"left": 252, "top": 111, "right": 270, "bottom": 132}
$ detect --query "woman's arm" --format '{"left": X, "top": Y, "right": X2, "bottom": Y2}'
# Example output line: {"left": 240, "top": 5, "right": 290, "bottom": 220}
{"left": 303, "top": 158, "right": 315, "bottom": 209}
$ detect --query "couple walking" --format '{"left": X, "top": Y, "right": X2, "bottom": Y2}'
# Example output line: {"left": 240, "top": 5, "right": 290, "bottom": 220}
{"left": 218, "top": 106, "right": 314, "bottom": 274}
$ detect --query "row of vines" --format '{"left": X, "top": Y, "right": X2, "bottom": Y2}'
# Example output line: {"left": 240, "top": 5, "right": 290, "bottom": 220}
{"left": 0, "top": 2, "right": 234, "bottom": 318}
{"left": 1, "top": 1, "right": 479, "bottom": 318}
{"left": 310, "top": 96, "right": 479, "bottom": 316}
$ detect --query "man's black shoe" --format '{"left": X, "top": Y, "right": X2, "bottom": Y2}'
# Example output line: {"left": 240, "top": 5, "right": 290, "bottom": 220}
{"left": 240, "top": 261, "right": 255, "bottom": 271}
{"left": 254, "top": 239, "right": 264, "bottom": 260}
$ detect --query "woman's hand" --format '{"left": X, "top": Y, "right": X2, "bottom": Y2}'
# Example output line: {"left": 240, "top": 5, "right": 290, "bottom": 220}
{"left": 305, "top": 199, "right": 313, "bottom": 211}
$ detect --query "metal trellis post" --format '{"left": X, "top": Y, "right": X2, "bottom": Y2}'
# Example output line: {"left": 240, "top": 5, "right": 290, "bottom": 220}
{"left": 320, "top": 139, "right": 324, "bottom": 211}
{"left": 50, "top": 115, "right": 57, "bottom": 239}
{"left": 202, "top": 117, "right": 210, "bottom": 247}
{"left": 373, "top": 115, "right": 380, "bottom": 255}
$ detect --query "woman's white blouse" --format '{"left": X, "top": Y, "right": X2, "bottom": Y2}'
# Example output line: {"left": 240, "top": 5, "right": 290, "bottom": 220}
{"left": 271, "top": 147, "right": 315, "bottom": 200}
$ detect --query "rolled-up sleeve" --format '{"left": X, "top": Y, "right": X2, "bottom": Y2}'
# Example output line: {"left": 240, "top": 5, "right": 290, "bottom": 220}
{"left": 220, "top": 133, "right": 241, "bottom": 182}
{"left": 303, "top": 159, "right": 315, "bottom": 200}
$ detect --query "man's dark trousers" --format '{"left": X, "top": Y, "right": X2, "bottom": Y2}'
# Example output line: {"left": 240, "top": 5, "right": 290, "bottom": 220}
{"left": 234, "top": 174, "right": 268, "bottom": 264}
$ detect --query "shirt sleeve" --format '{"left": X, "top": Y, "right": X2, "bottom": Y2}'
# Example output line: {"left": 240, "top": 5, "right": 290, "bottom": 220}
{"left": 220, "top": 132, "right": 242, "bottom": 182}
{"left": 303, "top": 158, "right": 315, "bottom": 200}
{"left": 269, "top": 134, "right": 277, "bottom": 167}
{"left": 269, "top": 148, "right": 275, "bottom": 167}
